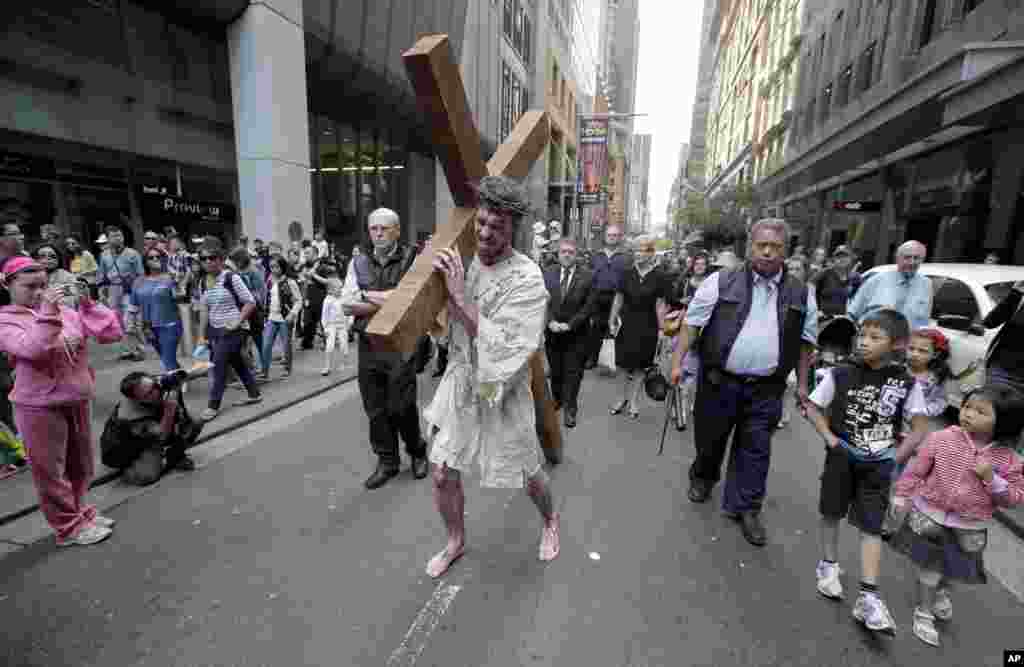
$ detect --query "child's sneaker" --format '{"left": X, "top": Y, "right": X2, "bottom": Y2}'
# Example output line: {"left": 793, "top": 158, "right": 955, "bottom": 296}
{"left": 57, "top": 522, "right": 112, "bottom": 547}
{"left": 912, "top": 607, "right": 940, "bottom": 646}
{"left": 852, "top": 591, "right": 896, "bottom": 634}
{"left": 931, "top": 587, "right": 952, "bottom": 621}
{"left": 815, "top": 560, "right": 844, "bottom": 600}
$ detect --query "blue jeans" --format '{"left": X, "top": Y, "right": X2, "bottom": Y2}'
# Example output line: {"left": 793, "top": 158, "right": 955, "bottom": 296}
{"left": 148, "top": 321, "right": 182, "bottom": 372}
{"left": 692, "top": 372, "right": 785, "bottom": 513}
{"left": 208, "top": 328, "right": 259, "bottom": 409}
{"left": 261, "top": 320, "right": 293, "bottom": 374}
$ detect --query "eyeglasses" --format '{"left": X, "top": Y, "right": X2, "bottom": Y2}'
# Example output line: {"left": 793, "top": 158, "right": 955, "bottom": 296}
{"left": 36, "top": 252, "right": 58, "bottom": 259}
{"left": 144, "top": 235, "right": 158, "bottom": 241}
{"left": 199, "top": 255, "right": 219, "bottom": 261}
{"left": 146, "top": 255, "right": 163, "bottom": 261}
{"left": 1, "top": 229, "right": 23, "bottom": 238}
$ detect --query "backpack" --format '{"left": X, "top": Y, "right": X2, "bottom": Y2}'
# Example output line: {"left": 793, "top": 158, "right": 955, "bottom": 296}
{"left": 220, "top": 271, "right": 264, "bottom": 340}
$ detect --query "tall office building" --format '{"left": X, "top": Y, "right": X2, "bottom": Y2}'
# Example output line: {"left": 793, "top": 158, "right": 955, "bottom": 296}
{"left": 761, "top": 0, "right": 1024, "bottom": 265}
{"left": 628, "top": 134, "right": 652, "bottom": 234}
{"left": 0, "top": 1, "right": 557, "bottom": 253}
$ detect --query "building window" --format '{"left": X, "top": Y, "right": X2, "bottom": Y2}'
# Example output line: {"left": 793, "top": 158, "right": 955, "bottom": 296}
{"left": 919, "top": 0, "right": 939, "bottom": 48}
{"left": 836, "top": 65, "right": 853, "bottom": 107}
{"left": 819, "top": 83, "right": 832, "bottom": 126}
{"left": 500, "top": 60, "right": 529, "bottom": 141}
{"left": 858, "top": 42, "right": 876, "bottom": 92}
{"left": 503, "top": 0, "right": 514, "bottom": 39}
{"left": 963, "top": 0, "right": 984, "bottom": 14}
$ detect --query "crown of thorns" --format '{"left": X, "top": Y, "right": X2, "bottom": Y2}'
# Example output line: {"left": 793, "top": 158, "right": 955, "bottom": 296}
{"left": 471, "top": 176, "right": 533, "bottom": 218}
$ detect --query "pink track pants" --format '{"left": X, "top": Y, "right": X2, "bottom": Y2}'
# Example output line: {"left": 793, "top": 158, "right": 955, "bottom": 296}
{"left": 15, "top": 401, "right": 96, "bottom": 541}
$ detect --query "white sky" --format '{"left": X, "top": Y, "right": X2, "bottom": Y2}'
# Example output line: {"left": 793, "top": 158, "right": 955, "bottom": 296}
{"left": 634, "top": 1, "right": 706, "bottom": 229}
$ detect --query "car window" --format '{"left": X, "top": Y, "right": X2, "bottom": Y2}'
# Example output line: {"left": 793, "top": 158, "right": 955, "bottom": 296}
{"left": 986, "top": 281, "right": 1017, "bottom": 306}
{"left": 930, "top": 277, "right": 979, "bottom": 322}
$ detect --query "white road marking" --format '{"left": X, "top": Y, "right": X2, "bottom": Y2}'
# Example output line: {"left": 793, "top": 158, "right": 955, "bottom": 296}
{"left": 385, "top": 582, "right": 462, "bottom": 667}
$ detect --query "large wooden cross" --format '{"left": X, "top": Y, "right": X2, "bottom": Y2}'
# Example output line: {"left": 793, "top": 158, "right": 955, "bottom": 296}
{"left": 364, "top": 34, "right": 563, "bottom": 463}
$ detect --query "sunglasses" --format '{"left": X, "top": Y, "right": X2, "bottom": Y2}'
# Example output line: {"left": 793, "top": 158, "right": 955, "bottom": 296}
{"left": 199, "top": 255, "right": 219, "bottom": 261}
{"left": 146, "top": 255, "right": 163, "bottom": 261}
{"left": 144, "top": 235, "right": 158, "bottom": 241}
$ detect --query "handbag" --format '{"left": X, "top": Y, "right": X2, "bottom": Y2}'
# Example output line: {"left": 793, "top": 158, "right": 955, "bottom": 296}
{"left": 598, "top": 338, "right": 616, "bottom": 373}
{"left": 644, "top": 366, "right": 669, "bottom": 402}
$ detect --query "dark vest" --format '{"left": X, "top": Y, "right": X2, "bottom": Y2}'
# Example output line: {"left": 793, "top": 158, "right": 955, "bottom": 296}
{"left": 828, "top": 363, "right": 914, "bottom": 457}
{"left": 352, "top": 244, "right": 416, "bottom": 333}
{"left": 698, "top": 265, "right": 809, "bottom": 382}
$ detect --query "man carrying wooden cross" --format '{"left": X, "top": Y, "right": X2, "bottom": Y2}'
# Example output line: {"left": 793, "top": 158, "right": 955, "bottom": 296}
{"left": 423, "top": 175, "right": 560, "bottom": 578}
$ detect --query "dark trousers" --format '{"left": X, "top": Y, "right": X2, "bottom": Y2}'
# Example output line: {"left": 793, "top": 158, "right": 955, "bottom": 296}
{"left": 208, "top": 329, "right": 260, "bottom": 409}
{"left": 546, "top": 327, "right": 589, "bottom": 413}
{"left": 357, "top": 337, "right": 425, "bottom": 467}
{"left": 301, "top": 294, "right": 325, "bottom": 349}
{"left": 585, "top": 290, "right": 616, "bottom": 365}
{"left": 691, "top": 372, "right": 784, "bottom": 513}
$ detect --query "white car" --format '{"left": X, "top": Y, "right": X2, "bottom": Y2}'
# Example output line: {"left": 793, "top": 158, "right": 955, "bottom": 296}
{"left": 862, "top": 263, "right": 1024, "bottom": 406}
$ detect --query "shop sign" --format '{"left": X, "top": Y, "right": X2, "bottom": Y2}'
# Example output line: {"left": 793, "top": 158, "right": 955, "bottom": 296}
{"left": 578, "top": 118, "right": 609, "bottom": 205}
{"left": 139, "top": 191, "right": 235, "bottom": 224}
{"left": 833, "top": 200, "right": 881, "bottom": 213}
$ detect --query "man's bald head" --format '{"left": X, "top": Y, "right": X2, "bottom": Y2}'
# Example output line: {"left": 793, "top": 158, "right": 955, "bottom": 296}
{"left": 896, "top": 240, "right": 927, "bottom": 276}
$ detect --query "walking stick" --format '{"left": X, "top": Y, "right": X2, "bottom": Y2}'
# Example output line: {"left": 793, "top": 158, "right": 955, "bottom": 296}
{"left": 657, "top": 385, "right": 674, "bottom": 456}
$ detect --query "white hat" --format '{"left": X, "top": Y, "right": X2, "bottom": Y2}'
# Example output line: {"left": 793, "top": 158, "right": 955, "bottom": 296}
{"left": 532, "top": 221, "right": 546, "bottom": 233}
{"left": 96, "top": 234, "right": 108, "bottom": 244}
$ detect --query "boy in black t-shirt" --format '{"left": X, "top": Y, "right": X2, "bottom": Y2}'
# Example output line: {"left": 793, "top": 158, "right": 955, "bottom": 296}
{"left": 805, "top": 309, "right": 930, "bottom": 634}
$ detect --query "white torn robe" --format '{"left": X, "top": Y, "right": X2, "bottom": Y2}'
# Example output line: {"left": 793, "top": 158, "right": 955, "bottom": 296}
{"left": 425, "top": 250, "right": 549, "bottom": 488}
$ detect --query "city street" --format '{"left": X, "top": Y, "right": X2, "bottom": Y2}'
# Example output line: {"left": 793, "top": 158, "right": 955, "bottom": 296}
{"left": 0, "top": 370, "right": 1020, "bottom": 667}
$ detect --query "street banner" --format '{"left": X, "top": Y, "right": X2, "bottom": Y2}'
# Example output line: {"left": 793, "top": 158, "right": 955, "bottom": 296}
{"left": 578, "top": 118, "right": 609, "bottom": 205}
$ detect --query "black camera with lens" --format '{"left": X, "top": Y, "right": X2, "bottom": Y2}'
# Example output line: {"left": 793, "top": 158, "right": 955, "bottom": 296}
{"left": 157, "top": 369, "right": 189, "bottom": 393}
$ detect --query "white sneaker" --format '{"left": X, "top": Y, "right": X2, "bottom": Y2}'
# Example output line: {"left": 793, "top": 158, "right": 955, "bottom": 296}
{"left": 931, "top": 588, "right": 952, "bottom": 621}
{"left": 852, "top": 591, "right": 896, "bottom": 634}
{"left": 913, "top": 607, "right": 940, "bottom": 646}
{"left": 816, "top": 560, "right": 844, "bottom": 600}
{"left": 57, "top": 523, "right": 112, "bottom": 547}
{"left": 320, "top": 368, "right": 330, "bottom": 376}
{"left": 94, "top": 515, "right": 115, "bottom": 528}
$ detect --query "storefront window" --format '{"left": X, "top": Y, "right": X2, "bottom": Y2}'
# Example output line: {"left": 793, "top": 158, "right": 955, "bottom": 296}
{"left": 338, "top": 123, "right": 358, "bottom": 244}
{"left": 0, "top": 179, "right": 54, "bottom": 245}
{"left": 357, "top": 127, "right": 379, "bottom": 224}
{"left": 315, "top": 116, "right": 341, "bottom": 237}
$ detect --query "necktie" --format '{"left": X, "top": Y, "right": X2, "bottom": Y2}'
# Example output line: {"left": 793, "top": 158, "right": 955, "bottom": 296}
{"left": 560, "top": 270, "right": 570, "bottom": 294}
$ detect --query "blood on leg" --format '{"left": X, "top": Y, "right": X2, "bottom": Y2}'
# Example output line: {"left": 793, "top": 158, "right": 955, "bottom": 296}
{"left": 526, "top": 468, "right": 560, "bottom": 562}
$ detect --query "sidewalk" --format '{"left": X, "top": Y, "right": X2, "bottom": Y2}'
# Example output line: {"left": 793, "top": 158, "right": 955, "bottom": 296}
{"left": 0, "top": 340, "right": 359, "bottom": 527}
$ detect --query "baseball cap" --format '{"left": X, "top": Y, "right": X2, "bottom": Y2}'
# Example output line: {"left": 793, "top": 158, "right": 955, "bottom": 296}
{"left": 832, "top": 244, "right": 852, "bottom": 257}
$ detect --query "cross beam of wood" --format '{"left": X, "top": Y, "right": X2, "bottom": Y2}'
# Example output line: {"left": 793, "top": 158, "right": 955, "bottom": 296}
{"left": 364, "top": 34, "right": 562, "bottom": 463}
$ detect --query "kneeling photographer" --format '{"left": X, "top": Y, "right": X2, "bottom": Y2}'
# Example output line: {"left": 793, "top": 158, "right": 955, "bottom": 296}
{"left": 101, "top": 369, "right": 204, "bottom": 485}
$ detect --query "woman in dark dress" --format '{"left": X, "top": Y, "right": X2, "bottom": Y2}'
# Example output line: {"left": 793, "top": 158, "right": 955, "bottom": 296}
{"left": 608, "top": 236, "right": 670, "bottom": 419}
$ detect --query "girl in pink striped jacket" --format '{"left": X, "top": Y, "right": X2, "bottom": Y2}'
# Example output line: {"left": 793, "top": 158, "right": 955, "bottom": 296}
{"left": 0, "top": 257, "right": 122, "bottom": 547}
{"left": 888, "top": 384, "right": 1024, "bottom": 647}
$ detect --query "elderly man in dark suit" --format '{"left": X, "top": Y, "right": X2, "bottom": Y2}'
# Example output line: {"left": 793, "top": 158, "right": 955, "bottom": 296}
{"left": 544, "top": 238, "right": 597, "bottom": 429}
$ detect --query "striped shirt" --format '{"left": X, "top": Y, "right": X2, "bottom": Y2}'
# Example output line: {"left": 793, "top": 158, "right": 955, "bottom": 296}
{"left": 200, "top": 271, "right": 255, "bottom": 330}
{"left": 894, "top": 425, "right": 1024, "bottom": 522}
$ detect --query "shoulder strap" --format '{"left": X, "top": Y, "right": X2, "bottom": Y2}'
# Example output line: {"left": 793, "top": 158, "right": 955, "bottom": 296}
{"left": 222, "top": 271, "right": 243, "bottom": 310}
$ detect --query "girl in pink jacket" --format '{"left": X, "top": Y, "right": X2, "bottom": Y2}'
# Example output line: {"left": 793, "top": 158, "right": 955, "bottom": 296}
{"left": 0, "top": 256, "right": 123, "bottom": 546}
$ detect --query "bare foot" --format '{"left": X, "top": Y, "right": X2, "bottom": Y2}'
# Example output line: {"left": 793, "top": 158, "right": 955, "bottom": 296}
{"left": 425, "top": 542, "right": 465, "bottom": 578}
{"left": 539, "top": 513, "right": 560, "bottom": 562}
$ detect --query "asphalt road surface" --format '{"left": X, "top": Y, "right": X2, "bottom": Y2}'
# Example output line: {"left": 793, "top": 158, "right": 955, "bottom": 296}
{"left": 1, "top": 371, "right": 1020, "bottom": 667}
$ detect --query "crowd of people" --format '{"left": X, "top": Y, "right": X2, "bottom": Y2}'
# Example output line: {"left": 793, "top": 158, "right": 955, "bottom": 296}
{"left": 1, "top": 182, "right": 1023, "bottom": 651}
{"left": 531, "top": 216, "right": 1024, "bottom": 648}
{"left": 0, "top": 218, "right": 411, "bottom": 544}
